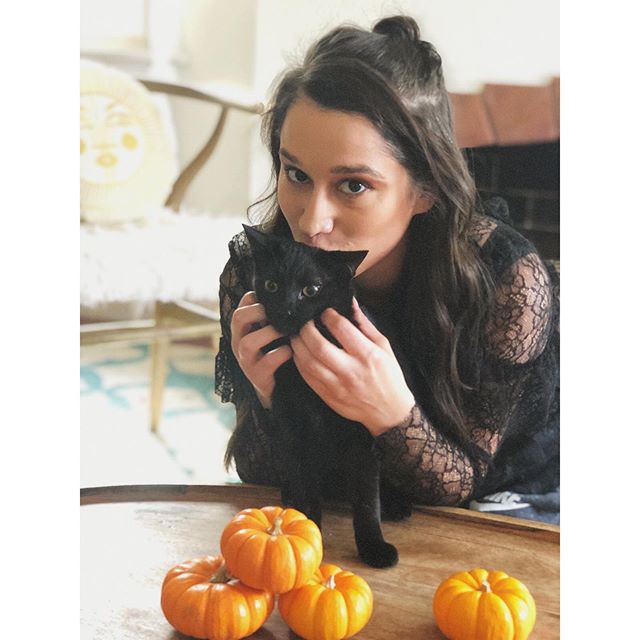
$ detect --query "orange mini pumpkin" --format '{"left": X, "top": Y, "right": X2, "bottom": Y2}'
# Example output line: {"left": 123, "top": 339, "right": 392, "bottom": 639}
{"left": 433, "top": 568, "right": 536, "bottom": 640}
{"left": 160, "top": 555, "right": 274, "bottom": 640}
{"left": 278, "top": 563, "right": 373, "bottom": 640}
{"left": 220, "top": 506, "right": 323, "bottom": 594}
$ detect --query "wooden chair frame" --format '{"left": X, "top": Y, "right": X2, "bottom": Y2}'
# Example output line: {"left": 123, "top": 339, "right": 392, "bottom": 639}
{"left": 80, "top": 78, "right": 263, "bottom": 432}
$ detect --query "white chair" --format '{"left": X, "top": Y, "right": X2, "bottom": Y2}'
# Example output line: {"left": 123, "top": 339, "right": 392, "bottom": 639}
{"left": 80, "top": 61, "right": 262, "bottom": 432}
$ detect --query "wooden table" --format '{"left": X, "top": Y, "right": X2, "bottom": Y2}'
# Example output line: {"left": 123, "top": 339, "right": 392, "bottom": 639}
{"left": 81, "top": 484, "right": 559, "bottom": 639}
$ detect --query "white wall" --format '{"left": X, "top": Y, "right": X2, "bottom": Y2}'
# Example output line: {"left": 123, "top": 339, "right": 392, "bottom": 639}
{"left": 246, "top": 0, "right": 559, "bottom": 203}
{"left": 110, "top": 0, "right": 559, "bottom": 215}
{"left": 252, "top": 0, "right": 559, "bottom": 95}
{"left": 173, "top": 0, "right": 258, "bottom": 215}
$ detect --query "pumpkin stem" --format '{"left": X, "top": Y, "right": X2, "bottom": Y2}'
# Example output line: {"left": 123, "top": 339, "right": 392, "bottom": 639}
{"left": 210, "top": 560, "right": 231, "bottom": 584}
{"left": 267, "top": 514, "right": 284, "bottom": 536}
{"left": 481, "top": 580, "right": 492, "bottom": 593}
{"left": 324, "top": 574, "right": 337, "bottom": 590}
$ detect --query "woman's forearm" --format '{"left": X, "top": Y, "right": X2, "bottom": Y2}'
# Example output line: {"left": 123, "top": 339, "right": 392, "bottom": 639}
{"left": 376, "top": 403, "right": 480, "bottom": 505}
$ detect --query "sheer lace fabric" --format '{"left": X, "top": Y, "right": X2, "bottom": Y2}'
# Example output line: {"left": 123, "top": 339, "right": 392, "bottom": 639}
{"left": 214, "top": 210, "right": 559, "bottom": 505}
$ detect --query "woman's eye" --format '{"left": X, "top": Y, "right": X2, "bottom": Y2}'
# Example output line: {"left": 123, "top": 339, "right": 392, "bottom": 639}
{"left": 264, "top": 280, "right": 278, "bottom": 293}
{"left": 338, "top": 179, "right": 369, "bottom": 195}
{"left": 285, "top": 167, "right": 309, "bottom": 184}
{"left": 302, "top": 284, "right": 321, "bottom": 297}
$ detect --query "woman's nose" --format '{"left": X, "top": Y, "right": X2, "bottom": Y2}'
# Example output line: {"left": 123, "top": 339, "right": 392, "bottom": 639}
{"left": 297, "top": 188, "right": 334, "bottom": 238}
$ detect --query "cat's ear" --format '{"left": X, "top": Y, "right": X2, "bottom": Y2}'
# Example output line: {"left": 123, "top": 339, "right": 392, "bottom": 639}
{"left": 329, "top": 249, "right": 368, "bottom": 276}
{"left": 243, "top": 224, "right": 274, "bottom": 255}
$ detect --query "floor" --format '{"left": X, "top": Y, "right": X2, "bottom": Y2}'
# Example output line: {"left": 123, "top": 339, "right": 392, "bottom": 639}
{"left": 80, "top": 341, "right": 240, "bottom": 488}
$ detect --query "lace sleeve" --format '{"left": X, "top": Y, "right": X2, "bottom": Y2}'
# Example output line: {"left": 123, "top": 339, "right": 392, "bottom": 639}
{"left": 484, "top": 252, "right": 553, "bottom": 363}
{"left": 376, "top": 251, "right": 555, "bottom": 505}
{"left": 214, "top": 234, "right": 283, "bottom": 486}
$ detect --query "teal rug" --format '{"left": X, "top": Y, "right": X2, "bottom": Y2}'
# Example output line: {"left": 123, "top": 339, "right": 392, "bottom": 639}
{"left": 80, "top": 342, "right": 240, "bottom": 487}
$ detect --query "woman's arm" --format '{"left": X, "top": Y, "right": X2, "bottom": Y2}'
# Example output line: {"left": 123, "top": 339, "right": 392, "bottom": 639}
{"left": 215, "top": 251, "right": 284, "bottom": 486}
{"left": 380, "top": 250, "right": 555, "bottom": 504}
{"left": 292, "top": 251, "right": 555, "bottom": 505}
{"left": 290, "top": 299, "right": 415, "bottom": 434}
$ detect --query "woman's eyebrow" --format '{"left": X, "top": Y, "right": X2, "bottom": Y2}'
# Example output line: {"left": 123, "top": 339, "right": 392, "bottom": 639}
{"left": 331, "top": 164, "right": 384, "bottom": 179}
{"left": 279, "top": 147, "right": 384, "bottom": 179}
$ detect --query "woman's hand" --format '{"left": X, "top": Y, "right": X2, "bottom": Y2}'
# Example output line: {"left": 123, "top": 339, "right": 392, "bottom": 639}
{"left": 230, "top": 291, "right": 292, "bottom": 409}
{"left": 290, "top": 299, "right": 415, "bottom": 436}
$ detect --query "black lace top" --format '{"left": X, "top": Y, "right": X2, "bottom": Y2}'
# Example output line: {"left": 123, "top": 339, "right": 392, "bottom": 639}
{"left": 214, "top": 205, "right": 560, "bottom": 506}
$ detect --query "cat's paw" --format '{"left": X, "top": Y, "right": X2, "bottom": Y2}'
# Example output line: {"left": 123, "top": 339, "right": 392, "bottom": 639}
{"left": 380, "top": 498, "right": 412, "bottom": 521}
{"left": 357, "top": 541, "right": 399, "bottom": 568}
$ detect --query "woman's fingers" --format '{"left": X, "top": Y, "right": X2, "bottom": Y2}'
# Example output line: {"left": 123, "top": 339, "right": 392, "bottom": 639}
{"left": 291, "top": 334, "right": 340, "bottom": 393}
{"left": 256, "top": 344, "right": 293, "bottom": 383}
{"left": 231, "top": 296, "right": 267, "bottom": 353}
{"left": 296, "top": 318, "right": 351, "bottom": 370}
{"left": 229, "top": 291, "right": 293, "bottom": 405}
{"left": 237, "top": 324, "right": 289, "bottom": 366}
{"left": 316, "top": 307, "right": 378, "bottom": 359}
{"left": 238, "top": 290, "right": 257, "bottom": 306}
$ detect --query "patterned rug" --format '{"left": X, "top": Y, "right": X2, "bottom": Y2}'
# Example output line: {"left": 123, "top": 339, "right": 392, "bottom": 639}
{"left": 80, "top": 341, "right": 240, "bottom": 487}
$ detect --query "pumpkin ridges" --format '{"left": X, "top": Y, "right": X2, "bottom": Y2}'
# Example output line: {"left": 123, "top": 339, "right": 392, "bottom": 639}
{"left": 170, "top": 583, "right": 211, "bottom": 638}
{"left": 287, "top": 531, "right": 307, "bottom": 588}
{"left": 261, "top": 505, "right": 284, "bottom": 525}
{"left": 279, "top": 564, "right": 373, "bottom": 640}
{"left": 315, "top": 587, "right": 348, "bottom": 640}
{"left": 282, "top": 583, "right": 325, "bottom": 639}
{"left": 290, "top": 535, "right": 324, "bottom": 588}
{"left": 490, "top": 574, "right": 537, "bottom": 635}
{"left": 491, "top": 577, "right": 530, "bottom": 595}
{"left": 243, "top": 585, "right": 275, "bottom": 630}
{"left": 499, "top": 593, "right": 536, "bottom": 639}
{"left": 219, "top": 510, "right": 268, "bottom": 550}
{"left": 163, "top": 561, "right": 212, "bottom": 586}
{"left": 433, "top": 582, "right": 470, "bottom": 637}
{"left": 240, "top": 508, "right": 272, "bottom": 528}
{"left": 469, "top": 568, "right": 490, "bottom": 589}
{"left": 162, "top": 572, "right": 208, "bottom": 606}
{"left": 264, "top": 533, "right": 297, "bottom": 592}
{"left": 203, "top": 585, "right": 223, "bottom": 640}
{"left": 477, "top": 591, "right": 514, "bottom": 640}
{"left": 447, "top": 590, "right": 482, "bottom": 640}
{"left": 209, "top": 583, "right": 246, "bottom": 640}
{"left": 230, "top": 531, "right": 262, "bottom": 570}
{"left": 161, "top": 555, "right": 274, "bottom": 640}
{"left": 232, "top": 531, "right": 270, "bottom": 590}
{"left": 220, "top": 507, "right": 323, "bottom": 594}
{"left": 337, "top": 576, "right": 373, "bottom": 637}
{"left": 433, "top": 570, "right": 536, "bottom": 640}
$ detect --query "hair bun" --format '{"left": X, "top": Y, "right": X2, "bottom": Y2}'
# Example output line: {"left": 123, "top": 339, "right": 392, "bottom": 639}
{"left": 373, "top": 15, "right": 421, "bottom": 42}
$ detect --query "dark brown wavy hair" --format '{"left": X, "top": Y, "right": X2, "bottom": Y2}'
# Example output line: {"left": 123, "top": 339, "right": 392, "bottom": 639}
{"left": 247, "top": 15, "right": 495, "bottom": 463}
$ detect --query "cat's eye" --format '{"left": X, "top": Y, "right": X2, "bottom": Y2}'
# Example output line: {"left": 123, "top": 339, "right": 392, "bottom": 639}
{"left": 302, "top": 284, "right": 321, "bottom": 297}
{"left": 264, "top": 280, "right": 278, "bottom": 293}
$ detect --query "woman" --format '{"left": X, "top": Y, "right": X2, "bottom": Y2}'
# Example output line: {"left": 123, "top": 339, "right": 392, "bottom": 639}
{"left": 215, "top": 15, "right": 559, "bottom": 523}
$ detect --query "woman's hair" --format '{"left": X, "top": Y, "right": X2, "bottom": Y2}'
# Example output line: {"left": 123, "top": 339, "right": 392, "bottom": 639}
{"left": 250, "top": 15, "right": 494, "bottom": 463}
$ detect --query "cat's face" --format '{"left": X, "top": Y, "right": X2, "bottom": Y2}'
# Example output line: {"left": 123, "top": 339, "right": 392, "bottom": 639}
{"left": 244, "top": 225, "right": 367, "bottom": 335}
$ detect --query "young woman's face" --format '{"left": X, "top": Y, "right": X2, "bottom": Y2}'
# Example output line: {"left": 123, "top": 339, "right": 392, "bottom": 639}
{"left": 276, "top": 96, "right": 431, "bottom": 291}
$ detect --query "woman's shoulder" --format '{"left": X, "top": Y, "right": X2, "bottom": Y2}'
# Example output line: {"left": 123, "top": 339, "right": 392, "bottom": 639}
{"left": 227, "top": 228, "right": 252, "bottom": 260}
{"left": 469, "top": 197, "right": 540, "bottom": 278}
{"left": 219, "top": 228, "right": 254, "bottom": 293}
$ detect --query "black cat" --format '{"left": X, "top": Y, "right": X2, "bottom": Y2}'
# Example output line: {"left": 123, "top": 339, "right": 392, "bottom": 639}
{"left": 244, "top": 224, "right": 411, "bottom": 568}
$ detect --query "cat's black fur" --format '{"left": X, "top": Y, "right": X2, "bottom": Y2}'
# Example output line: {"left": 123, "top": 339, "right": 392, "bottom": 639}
{"left": 244, "top": 225, "right": 412, "bottom": 568}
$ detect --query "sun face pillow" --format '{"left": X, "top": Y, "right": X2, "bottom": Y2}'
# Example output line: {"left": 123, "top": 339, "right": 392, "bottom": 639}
{"left": 80, "top": 59, "right": 177, "bottom": 224}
